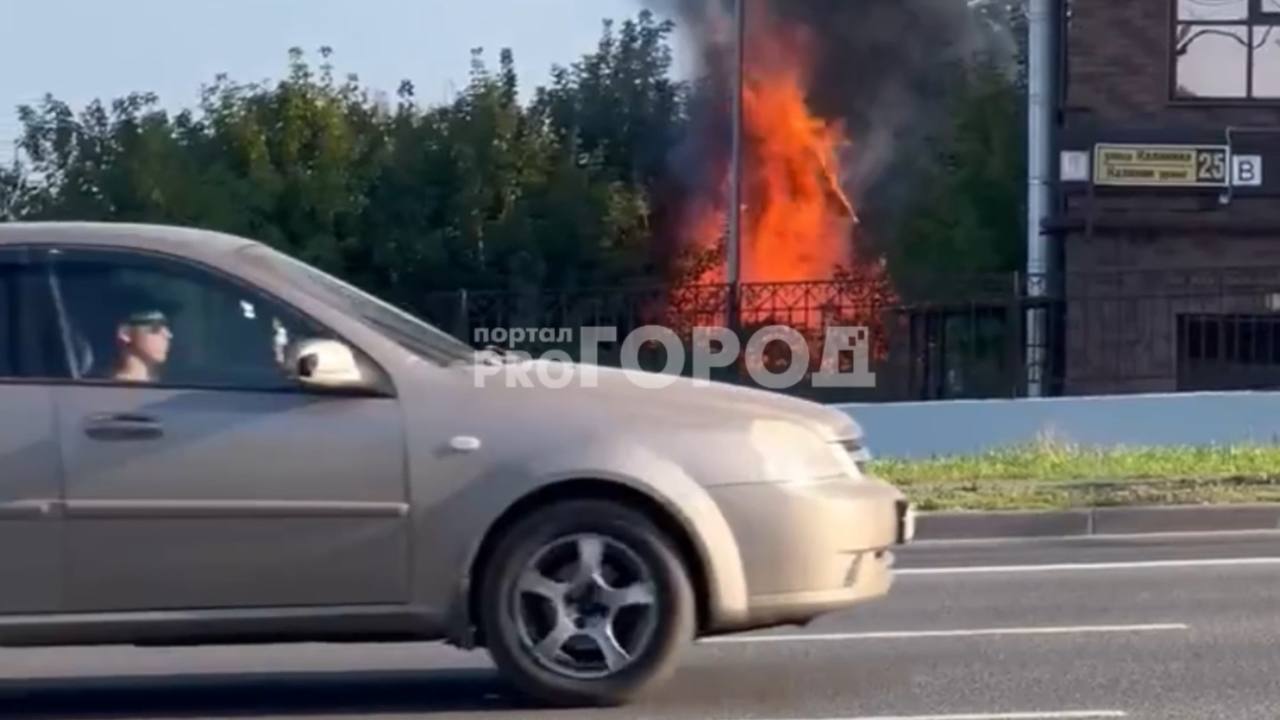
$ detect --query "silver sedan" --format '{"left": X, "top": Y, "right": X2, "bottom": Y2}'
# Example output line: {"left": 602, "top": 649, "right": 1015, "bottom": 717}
{"left": 0, "top": 222, "right": 913, "bottom": 706}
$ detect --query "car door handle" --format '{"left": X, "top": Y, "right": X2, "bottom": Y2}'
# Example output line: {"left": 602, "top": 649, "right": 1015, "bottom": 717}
{"left": 83, "top": 413, "right": 164, "bottom": 441}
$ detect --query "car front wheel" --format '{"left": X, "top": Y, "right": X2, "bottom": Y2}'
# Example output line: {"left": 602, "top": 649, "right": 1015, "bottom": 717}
{"left": 479, "top": 499, "right": 696, "bottom": 706}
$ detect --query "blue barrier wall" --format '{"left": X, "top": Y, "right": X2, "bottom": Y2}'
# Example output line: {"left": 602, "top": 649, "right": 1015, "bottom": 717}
{"left": 834, "top": 392, "right": 1280, "bottom": 459}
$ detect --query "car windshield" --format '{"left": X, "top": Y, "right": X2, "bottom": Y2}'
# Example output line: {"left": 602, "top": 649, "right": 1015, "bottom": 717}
{"left": 244, "top": 245, "right": 477, "bottom": 364}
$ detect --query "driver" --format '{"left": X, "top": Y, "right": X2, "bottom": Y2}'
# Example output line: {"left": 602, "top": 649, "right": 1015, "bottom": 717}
{"left": 108, "top": 299, "right": 174, "bottom": 383}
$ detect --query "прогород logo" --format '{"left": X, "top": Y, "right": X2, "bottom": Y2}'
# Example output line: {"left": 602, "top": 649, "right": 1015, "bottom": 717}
{"left": 469, "top": 325, "right": 877, "bottom": 390}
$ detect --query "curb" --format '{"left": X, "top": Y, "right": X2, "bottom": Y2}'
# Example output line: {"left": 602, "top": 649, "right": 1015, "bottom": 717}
{"left": 915, "top": 503, "right": 1280, "bottom": 541}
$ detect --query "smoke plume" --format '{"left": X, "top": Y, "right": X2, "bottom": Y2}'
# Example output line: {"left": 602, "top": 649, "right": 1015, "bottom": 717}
{"left": 643, "top": 0, "right": 1014, "bottom": 248}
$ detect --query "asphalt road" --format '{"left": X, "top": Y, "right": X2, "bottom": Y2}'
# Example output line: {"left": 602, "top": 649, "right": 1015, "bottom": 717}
{"left": 4, "top": 531, "right": 1280, "bottom": 720}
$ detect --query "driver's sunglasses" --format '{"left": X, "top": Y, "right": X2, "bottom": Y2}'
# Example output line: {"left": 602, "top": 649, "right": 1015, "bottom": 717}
{"left": 129, "top": 319, "right": 170, "bottom": 334}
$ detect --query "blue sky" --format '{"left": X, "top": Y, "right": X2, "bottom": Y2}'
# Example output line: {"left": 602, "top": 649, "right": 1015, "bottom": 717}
{"left": 0, "top": 0, "right": 693, "bottom": 156}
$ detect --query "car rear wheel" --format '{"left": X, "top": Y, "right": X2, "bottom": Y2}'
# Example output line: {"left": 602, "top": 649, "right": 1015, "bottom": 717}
{"left": 478, "top": 499, "right": 695, "bottom": 706}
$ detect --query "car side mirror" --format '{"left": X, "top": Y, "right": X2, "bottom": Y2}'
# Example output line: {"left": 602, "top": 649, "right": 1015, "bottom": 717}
{"left": 287, "top": 338, "right": 367, "bottom": 390}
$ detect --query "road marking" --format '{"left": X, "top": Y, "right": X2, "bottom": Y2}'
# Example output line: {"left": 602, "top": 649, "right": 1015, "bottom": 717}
{"left": 706, "top": 623, "right": 1186, "bottom": 644}
{"left": 897, "top": 557, "right": 1280, "bottom": 575}
{"left": 752, "top": 707, "right": 1126, "bottom": 712}
{"left": 908, "top": 528, "right": 1280, "bottom": 546}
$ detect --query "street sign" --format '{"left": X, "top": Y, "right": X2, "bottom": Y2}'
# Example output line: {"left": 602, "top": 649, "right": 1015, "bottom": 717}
{"left": 1060, "top": 150, "right": 1090, "bottom": 182}
{"left": 1232, "top": 155, "right": 1264, "bottom": 187}
{"left": 1093, "top": 143, "right": 1230, "bottom": 187}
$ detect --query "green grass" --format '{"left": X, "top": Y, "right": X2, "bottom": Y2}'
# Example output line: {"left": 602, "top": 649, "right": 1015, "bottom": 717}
{"left": 867, "top": 440, "right": 1280, "bottom": 511}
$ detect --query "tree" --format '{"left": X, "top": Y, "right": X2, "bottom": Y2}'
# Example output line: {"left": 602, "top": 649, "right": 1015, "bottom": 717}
{"left": 891, "top": 56, "right": 1026, "bottom": 289}
{"left": 531, "top": 10, "right": 691, "bottom": 281}
{"left": 886, "top": 1, "right": 1028, "bottom": 290}
{"left": 533, "top": 11, "right": 685, "bottom": 188}
{"left": 2, "top": 26, "right": 685, "bottom": 306}
{"left": 0, "top": 163, "right": 23, "bottom": 221}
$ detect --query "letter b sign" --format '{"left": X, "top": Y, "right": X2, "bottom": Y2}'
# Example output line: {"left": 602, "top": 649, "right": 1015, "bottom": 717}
{"left": 1232, "top": 155, "right": 1263, "bottom": 187}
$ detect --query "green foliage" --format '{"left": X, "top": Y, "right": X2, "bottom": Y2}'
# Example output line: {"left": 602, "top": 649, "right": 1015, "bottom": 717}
{"left": 887, "top": 1, "right": 1028, "bottom": 287}
{"left": 891, "top": 58, "right": 1026, "bottom": 283}
{"left": 0, "top": 163, "right": 23, "bottom": 221}
{"left": 532, "top": 12, "right": 685, "bottom": 189}
{"left": 4, "top": 12, "right": 686, "bottom": 318}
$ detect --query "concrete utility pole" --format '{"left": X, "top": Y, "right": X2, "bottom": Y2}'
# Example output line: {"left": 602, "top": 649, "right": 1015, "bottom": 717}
{"left": 727, "top": 0, "right": 746, "bottom": 329}
{"left": 1025, "top": 0, "right": 1055, "bottom": 397}
{"left": 728, "top": 0, "right": 745, "bottom": 287}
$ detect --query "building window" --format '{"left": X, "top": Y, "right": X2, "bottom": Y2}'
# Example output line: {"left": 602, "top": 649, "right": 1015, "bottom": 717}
{"left": 1174, "top": 0, "right": 1280, "bottom": 100}
{"left": 1178, "top": 313, "right": 1280, "bottom": 391}
{"left": 1180, "top": 314, "right": 1280, "bottom": 364}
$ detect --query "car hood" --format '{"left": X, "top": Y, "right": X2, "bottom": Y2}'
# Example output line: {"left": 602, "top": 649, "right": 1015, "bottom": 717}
{"left": 493, "top": 359, "right": 863, "bottom": 442}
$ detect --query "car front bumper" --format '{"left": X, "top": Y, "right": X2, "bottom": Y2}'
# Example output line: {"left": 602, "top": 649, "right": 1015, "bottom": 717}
{"left": 706, "top": 476, "right": 913, "bottom": 633}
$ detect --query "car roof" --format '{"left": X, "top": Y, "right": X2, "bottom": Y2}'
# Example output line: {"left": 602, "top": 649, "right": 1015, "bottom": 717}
{"left": 0, "top": 222, "right": 258, "bottom": 265}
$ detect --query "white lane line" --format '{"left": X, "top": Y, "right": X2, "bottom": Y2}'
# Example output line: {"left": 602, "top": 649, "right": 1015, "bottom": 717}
{"left": 908, "top": 528, "right": 1280, "bottom": 547}
{"left": 897, "top": 557, "right": 1280, "bottom": 575}
{"left": 705, "top": 622, "right": 1187, "bottom": 644}
{"left": 752, "top": 707, "right": 1126, "bottom": 712}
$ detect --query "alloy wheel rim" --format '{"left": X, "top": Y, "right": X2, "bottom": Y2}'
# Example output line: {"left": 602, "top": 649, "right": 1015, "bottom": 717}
{"left": 511, "top": 532, "right": 661, "bottom": 680}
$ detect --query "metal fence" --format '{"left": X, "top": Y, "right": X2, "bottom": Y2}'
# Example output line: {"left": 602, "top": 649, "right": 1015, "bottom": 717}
{"left": 416, "top": 266, "right": 1280, "bottom": 402}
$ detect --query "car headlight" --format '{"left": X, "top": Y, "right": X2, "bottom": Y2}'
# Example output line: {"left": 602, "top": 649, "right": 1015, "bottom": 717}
{"left": 748, "top": 419, "right": 866, "bottom": 483}
{"left": 838, "top": 438, "right": 873, "bottom": 476}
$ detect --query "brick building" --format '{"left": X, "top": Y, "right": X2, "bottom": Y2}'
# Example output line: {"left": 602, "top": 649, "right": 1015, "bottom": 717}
{"left": 1049, "top": 0, "right": 1280, "bottom": 394}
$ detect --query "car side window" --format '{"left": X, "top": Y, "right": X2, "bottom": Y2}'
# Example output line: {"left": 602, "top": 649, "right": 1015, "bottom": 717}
{"left": 0, "top": 248, "right": 71, "bottom": 381}
{"left": 47, "top": 248, "right": 334, "bottom": 390}
{"left": 0, "top": 251, "right": 15, "bottom": 378}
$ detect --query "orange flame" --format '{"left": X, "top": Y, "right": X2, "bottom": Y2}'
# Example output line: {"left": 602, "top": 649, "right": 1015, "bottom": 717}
{"left": 738, "top": 19, "right": 855, "bottom": 285}
{"left": 665, "top": 4, "right": 898, "bottom": 375}
{"left": 669, "top": 5, "right": 898, "bottom": 372}
{"left": 686, "top": 5, "right": 885, "bottom": 295}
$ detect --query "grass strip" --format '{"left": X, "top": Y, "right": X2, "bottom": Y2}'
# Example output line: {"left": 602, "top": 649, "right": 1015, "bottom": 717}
{"left": 868, "top": 442, "right": 1280, "bottom": 511}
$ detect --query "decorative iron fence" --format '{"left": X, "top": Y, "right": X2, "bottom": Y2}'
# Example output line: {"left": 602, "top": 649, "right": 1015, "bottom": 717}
{"left": 415, "top": 266, "right": 1280, "bottom": 402}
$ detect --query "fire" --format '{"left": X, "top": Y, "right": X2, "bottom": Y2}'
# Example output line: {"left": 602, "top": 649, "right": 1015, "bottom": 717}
{"left": 688, "top": 4, "right": 864, "bottom": 287}
{"left": 739, "top": 19, "right": 856, "bottom": 284}
{"left": 665, "top": 2, "right": 897, "bottom": 372}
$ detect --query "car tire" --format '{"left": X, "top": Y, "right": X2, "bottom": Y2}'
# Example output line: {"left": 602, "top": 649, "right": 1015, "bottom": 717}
{"left": 478, "top": 498, "right": 696, "bottom": 707}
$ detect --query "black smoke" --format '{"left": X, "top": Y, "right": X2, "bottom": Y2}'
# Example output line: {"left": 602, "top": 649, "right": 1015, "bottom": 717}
{"left": 642, "top": 0, "right": 1017, "bottom": 252}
